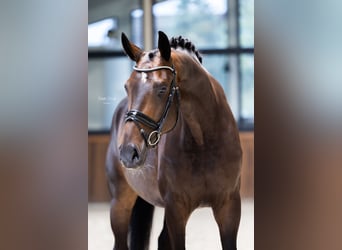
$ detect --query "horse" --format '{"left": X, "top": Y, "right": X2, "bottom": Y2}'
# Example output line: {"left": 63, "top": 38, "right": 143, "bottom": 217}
{"left": 105, "top": 31, "right": 242, "bottom": 250}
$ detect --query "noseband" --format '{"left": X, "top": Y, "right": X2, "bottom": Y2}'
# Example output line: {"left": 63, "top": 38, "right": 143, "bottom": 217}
{"left": 124, "top": 65, "right": 179, "bottom": 147}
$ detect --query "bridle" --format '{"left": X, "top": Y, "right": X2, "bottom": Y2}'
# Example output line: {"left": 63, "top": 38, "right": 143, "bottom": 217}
{"left": 124, "top": 65, "right": 180, "bottom": 148}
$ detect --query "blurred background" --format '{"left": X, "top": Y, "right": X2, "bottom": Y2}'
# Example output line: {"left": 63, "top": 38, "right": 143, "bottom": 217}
{"left": 88, "top": 0, "right": 254, "bottom": 249}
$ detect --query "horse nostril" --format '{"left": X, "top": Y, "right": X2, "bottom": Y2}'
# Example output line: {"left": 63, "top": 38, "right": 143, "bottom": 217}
{"left": 119, "top": 143, "right": 141, "bottom": 168}
{"left": 132, "top": 148, "right": 139, "bottom": 162}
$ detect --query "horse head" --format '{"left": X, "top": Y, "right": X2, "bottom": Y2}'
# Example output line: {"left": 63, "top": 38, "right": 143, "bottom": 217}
{"left": 118, "top": 31, "right": 179, "bottom": 168}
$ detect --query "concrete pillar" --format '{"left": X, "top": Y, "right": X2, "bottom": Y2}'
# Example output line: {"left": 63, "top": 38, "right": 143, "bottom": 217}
{"left": 143, "top": 0, "right": 153, "bottom": 50}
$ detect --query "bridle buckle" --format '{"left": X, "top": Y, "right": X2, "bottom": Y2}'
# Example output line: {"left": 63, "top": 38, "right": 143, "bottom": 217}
{"left": 147, "top": 130, "right": 161, "bottom": 147}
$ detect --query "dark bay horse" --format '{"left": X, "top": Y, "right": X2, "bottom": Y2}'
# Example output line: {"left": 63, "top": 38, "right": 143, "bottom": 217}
{"left": 106, "top": 31, "right": 242, "bottom": 250}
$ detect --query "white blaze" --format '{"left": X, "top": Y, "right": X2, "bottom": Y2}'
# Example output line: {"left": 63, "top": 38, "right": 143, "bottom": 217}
{"left": 142, "top": 72, "right": 147, "bottom": 83}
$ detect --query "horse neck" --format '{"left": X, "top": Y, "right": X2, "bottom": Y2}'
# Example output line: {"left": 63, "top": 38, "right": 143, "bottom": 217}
{"left": 173, "top": 52, "right": 220, "bottom": 133}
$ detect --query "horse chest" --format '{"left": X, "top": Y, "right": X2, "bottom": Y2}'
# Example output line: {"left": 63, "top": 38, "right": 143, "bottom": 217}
{"left": 123, "top": 164, "right": 165, "bottom": 206}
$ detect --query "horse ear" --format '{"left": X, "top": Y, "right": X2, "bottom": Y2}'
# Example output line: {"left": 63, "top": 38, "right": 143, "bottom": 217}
{"left": 181, "top": 102, "right": 204, "bottom": 146}
{"left": 158, "top": 31, "right": 171, "bottom": 61}
{"left": 121, "top": 32, "right": 143, "bottom": 62}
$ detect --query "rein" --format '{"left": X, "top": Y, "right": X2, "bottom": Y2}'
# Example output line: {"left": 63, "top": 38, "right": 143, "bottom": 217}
{"left": 124, "top": 65, "right": 180, "bottom": 147}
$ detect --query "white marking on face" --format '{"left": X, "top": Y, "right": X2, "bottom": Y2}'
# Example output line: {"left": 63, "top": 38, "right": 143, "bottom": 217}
{"left": 142, "top": 72, "right": 147, "bottom": 83}
{"left": 161, "top": 71, "right": 167, "bottom": 78}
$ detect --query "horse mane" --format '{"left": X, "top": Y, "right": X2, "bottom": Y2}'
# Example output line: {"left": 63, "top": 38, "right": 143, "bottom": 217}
{"left": 170, "top": 36, "right": 202, "bottom": 64}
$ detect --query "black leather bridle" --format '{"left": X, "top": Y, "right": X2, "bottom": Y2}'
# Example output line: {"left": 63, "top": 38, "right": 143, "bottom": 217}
{"left": 124, "top": 65, "right": 179, "bottom": 147}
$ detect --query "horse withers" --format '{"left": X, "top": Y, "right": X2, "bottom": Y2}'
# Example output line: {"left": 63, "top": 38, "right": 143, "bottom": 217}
{"left": 106, "top": 31, "right": 242, "bottom": 250}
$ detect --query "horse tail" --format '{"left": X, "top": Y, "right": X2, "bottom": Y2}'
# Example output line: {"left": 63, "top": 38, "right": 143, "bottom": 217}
{"left": 129, "top": 196, "right": 155, "bottom": 250}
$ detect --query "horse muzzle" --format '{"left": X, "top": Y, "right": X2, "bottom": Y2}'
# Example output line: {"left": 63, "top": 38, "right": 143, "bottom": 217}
{"left": 119, "top": 143, "right": 143, "bottom": 168}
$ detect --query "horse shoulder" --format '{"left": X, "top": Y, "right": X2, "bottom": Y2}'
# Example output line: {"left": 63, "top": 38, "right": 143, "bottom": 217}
{"left": 206, "top": 74, "right": 243, "bottom": 160}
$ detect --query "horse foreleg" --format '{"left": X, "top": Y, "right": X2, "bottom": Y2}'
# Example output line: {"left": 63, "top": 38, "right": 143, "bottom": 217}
{"left": 158, "top": 218, "right": 171, "bottom": 250}
{"left": 164, "top": 202, "right": 192, "bottom": 250}
{"left": 212, "top": 191, "right": 241, "bottom": 250}
{"left": 129, "top": 196, "right": 155, "bottom": 250}
{"left": 109, "top": 187, "right": 137, "bottom": 250}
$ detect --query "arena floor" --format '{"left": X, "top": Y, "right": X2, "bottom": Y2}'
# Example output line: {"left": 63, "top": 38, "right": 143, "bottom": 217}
{"left": 88, "top": 199, "right": 253, "bottom": 250}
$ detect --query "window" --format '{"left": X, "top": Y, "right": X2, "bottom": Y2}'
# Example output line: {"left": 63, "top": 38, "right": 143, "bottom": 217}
{"left": 153, "top": 0, "right": 254, "bottom": 129}
{"left": 88, "top": 0, "right": 141, "bottom": 131}
{"left": 239, "top": 0, "right": 254, "bottom": 48}
{"left": 240, "top": 54, "right": 254, "bottom": 121}
{"left": 153, "top": 0, "right": 228, "bottom": 49}
{"left": 88, "top": 17, "right": 120, "bottom": 50}
{"left": 88, "top": 58, "right": 131, "bottom": 130}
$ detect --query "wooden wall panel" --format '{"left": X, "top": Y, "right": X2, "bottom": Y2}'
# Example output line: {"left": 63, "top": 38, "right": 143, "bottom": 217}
{"left": 88, "top": 132, "right": 254, "bottom": 202}
{"left": 88, "top": 135, "right": 111, "bottom": 202}
{"left": 239, "top": 132, "right": 254, "bottom": 198}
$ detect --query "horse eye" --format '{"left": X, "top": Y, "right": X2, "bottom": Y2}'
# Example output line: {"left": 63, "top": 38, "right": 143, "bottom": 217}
{"left": 124, "top": 84, "right": 128, "bottom": 92}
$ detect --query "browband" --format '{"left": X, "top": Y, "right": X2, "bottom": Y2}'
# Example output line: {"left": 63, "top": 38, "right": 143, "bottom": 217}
{"left": 133, "top": 65, "right": 175, "bottom": 73}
